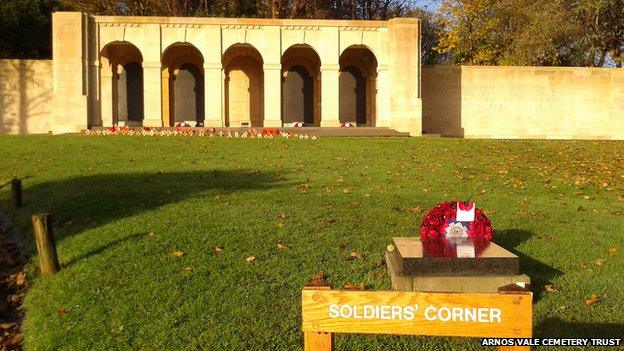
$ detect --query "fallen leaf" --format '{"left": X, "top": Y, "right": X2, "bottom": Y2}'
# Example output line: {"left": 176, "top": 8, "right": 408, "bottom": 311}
{"left": 184, "top": 267, "right": 193, "bottom": 272}
{"left": 212, "top": 246, "right": 223, "bottom": 252}
{"left": 350, "top": 251, "right": 363, "bottom": 260}
{"left": 343, "top": 282, "right": 365, "bottom": 290}
{"left": 386, "top": 244, "right": 395, "bottom": 252}
{"left": 276, "top": 222, "right": 285, "bottom": 229}
{"left": 277, "top": 213, "right": 287, "bottom": 219}
{"left": 170, "top": 250, "right": 184, "bottom": 258}
{"left": 343, "top": 187, "right": 352, "bottom": 194}
{"left": 309, "top": 272, "right": 326, "bottom": 286}
{"left": 245, "top": 256, "right": 256, "bottom": 262}
{"left": 15, "top": 272, "right": 26, "bottom": 286}
{"left": 544, "top": 285, "right": 558, "bottom": 293}
{"left": 147, "top": 231, "right": 156, "bottom": 238}
{"left": 299, "top": 183, "right": 311, "bottom": 189}
{"left": 276, "top": 242, "right": 289, "bottom": 250}
{"left": 0, "top": 323, "right": 16, "bottom": 330}
{"left": 593, "top": 259, "right": 605, "bottom": 266}
{"left": 7, "top": 334, "right": 23, "bottom": 347}
{"left": 608, "top": 247, "right": 617, "bottom": 255}
{"left": 585, "top": 293, "right": 600, "bottom": 305}
{"left": 57, "top": 308, "right": 67, "bottom": 317}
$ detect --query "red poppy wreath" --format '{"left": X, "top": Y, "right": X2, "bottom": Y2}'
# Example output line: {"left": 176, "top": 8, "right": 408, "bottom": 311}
{"left": 419, "top": 201, "right": 493, "bottom": 243}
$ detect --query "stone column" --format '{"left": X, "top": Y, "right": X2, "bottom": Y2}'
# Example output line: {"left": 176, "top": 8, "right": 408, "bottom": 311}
{"left": 142, "top": 61, "right": 163, "bottom": 127}
{"left": 388, "top": 18, "right": 422, "bottom": 136}
{"left": 263, "top": 63, "right": 282, "bottom": 128}
{"left": 161, "top": 69, "right": 170, "bottom": 127}
{"left": 100, "top": 66, "right": 114, "bottom": 127}
{"left": 375, "top": 66, "right": 390, "bottom": 128}
{"left": 320, "top": 64, "right": 340, "bottom": 127}
{"left": 204, "top": 63, "right": 223, "bottom": 127}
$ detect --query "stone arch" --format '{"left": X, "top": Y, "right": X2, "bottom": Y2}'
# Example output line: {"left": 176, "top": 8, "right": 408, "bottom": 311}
{"left": 339, "top": 45, "right": 377, "bottom": 126}
{"left": 162, "top": 43, "right": 205, "bottom": 126}
{"left": 222, "top": 44, "right": 264, "bottom": 127}
{"left": 99, "top": 41, "right": 144, "bottom": 125}
{"left": 281, "top": 45, "right": 321, "bottom": 127}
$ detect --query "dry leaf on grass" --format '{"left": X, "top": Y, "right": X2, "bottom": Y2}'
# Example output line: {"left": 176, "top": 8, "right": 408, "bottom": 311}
{"left": 170, "top": 250, "right": 184, "bottom": 258}
{"left": 350, "top": 251, "right": 363, "bottom": 260}
{"left": 245, "top": 256, "right": 256, "bottom": 262}
{"left": 212, "top": 246, "right": 223, "bottom": 252}
{"left": 343, "top": 282, "right": 365, "bottom": 290}
{"left": 276, "top": 242, "right": 289, "bottom": 250}
{"left": 544, "top": 285, "right": 558, "bottom": 293}
{"left": 593, "top": 259, "right": 605, "bottom": 266}
{"left": 342, "top": 187, "right": 352, "bottom": 194}
{"left": 298, "top": 183, "right": 311, "bottom": 189}
{"left": 309, "top": 272, "right": 326, "bottom": 286}
{"left": 57, "top": 308, "right": 67, "bottom": 317}
{"left": 386, "top": 244, "right": 395, "bottom": 252}
{"left": 147, "top": 231, "right": 156, "bottom": 238}
{"left": 608, "top": 247, "right": 617, "bottom": 255}
{"left": 276, "top": 222, "right": 285, "bottom": 229}
{"left": 585, "top": 293, "right": 601, "bottom": 305}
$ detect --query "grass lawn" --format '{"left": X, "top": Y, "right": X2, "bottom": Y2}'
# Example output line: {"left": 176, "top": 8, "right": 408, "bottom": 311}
{"left": 1, "top": 135, "right": 623, "bottom": 350}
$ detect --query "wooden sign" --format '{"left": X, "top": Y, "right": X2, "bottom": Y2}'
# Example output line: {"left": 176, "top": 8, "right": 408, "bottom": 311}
{"left": 302, "top": 286, "right": 532, "bottom": 351}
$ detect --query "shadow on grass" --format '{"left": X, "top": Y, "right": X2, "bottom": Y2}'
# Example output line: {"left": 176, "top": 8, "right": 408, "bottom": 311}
{"left": 16, "top": 169, "right": 288, "bottom": 253}
{"left": 63, "top": 232, "right": 146, "bottom": 267}
{"left": 495, "top": 229, "right": 563, "bottom": 301}
{"left": 535, "top": 318, "right": 624, "bottom": 339}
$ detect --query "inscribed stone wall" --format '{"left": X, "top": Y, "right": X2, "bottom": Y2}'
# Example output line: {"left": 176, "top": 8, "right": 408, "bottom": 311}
{"left": 0, "top": 60, "right": 53, "bottom": 135}
{"left": 422, "top": 66, "right": 624, "bottom": 140}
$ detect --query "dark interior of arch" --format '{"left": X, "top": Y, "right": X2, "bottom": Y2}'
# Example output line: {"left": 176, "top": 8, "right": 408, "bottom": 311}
{"left": 117, "top": 62, "right": 144, "bottom": 121}
{"left": 173, "top": 63, "right": 205, "bottom": 124}
{"left": 339, "top": 65, "right": 366, "bottom": 125}
{"left": 282, "top": 65, "right": 313, "bottom": 125}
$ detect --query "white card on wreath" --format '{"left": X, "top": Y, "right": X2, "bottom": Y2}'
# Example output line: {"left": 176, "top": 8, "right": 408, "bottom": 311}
{"left": 456, "top": 243, "right": 476, "bottom": 258}
{"left": 456, "top": 202, "right": 476, "bottom": 222}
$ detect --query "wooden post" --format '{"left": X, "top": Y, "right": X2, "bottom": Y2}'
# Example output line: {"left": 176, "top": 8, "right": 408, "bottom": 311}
{"left": 498, "top": 284, "right": 532, "bottom": 351}
{"left": 304, "top": 285, "right": 334, "bottom": 351}
{"left": 11, "top": 179, "right": 22, "bottom": 208}
{"left": 32, "top": 214, "right": 60, "bottom": 276}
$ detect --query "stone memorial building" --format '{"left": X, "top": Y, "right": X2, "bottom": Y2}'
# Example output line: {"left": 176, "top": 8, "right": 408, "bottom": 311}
{"left": 1, "top": 12, "right": 622, "bottom": 139}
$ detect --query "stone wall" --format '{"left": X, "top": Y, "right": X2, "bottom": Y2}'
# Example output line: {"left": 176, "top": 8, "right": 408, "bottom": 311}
{"left": 422, "top": 66, "right": 624, "bottom": 140}
{"left": 0, "top": 60, "right": 53, "bottom": 135}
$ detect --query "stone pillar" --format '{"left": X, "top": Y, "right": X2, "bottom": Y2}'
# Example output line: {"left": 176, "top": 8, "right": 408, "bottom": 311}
{"left": 100, "top": 66, "right": 114, "bottom": 127}
{"left": 161, "top": 69, "right": 170, "bottom": 127}
{"left": 320, "top": 65, "right": 340, "bottom": 127}
{"left": 52, "top": 12, "right": 88, "bottom": 133}
{"left": 388, "top": 18, "right": 422, "bottom": 136}
{"left": 263, "top": 64, "right": 282, "bottom": 127}
{"left": 375, "top": 66, "right": 390, "bottom": 128}
{"left": 142, "top": 61, "right": 162, "bottom": 127}
{"left": 204, "top": 63, "right": 223, "bottom": 127}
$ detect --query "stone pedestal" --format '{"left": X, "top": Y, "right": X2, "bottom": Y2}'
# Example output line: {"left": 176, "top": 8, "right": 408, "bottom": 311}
{"left": 387, "top": 237, "right": 530, "bottom": 293}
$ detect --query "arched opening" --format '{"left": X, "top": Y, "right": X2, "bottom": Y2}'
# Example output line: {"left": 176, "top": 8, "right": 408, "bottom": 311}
{"left": 339, "top": 46, "right": 377, "bottom": 127}
{"left": 100, "top": 42, "right": 144, "bottom": 125}
{"left": 281, "top": 45, "right": 321, "bottom": 126}
{"left": 162, "top": 43, "right": 205, "bottom": 127}
{"left": 222, "top": 44, "right": 264, "bottom": 127}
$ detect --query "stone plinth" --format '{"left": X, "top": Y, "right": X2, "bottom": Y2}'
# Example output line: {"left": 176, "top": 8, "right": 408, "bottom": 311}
{"left": 387, "top": 237, "right": 530, "bottom": 293}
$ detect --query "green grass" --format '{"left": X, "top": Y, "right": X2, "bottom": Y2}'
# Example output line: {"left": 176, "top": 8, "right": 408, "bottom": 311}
{"left": 1, "top": 135, "right": 623, "bottom": 350}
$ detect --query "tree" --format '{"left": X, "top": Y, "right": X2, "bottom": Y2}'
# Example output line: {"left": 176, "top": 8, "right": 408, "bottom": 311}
{"left": 405, "top": 7, "right": 446, "bottom": 64}
{"left": 0, "top": 0, "right": 61, "bottom": 59}
{"left": 571, "top": 0, "right": 624, "bottom": 67}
